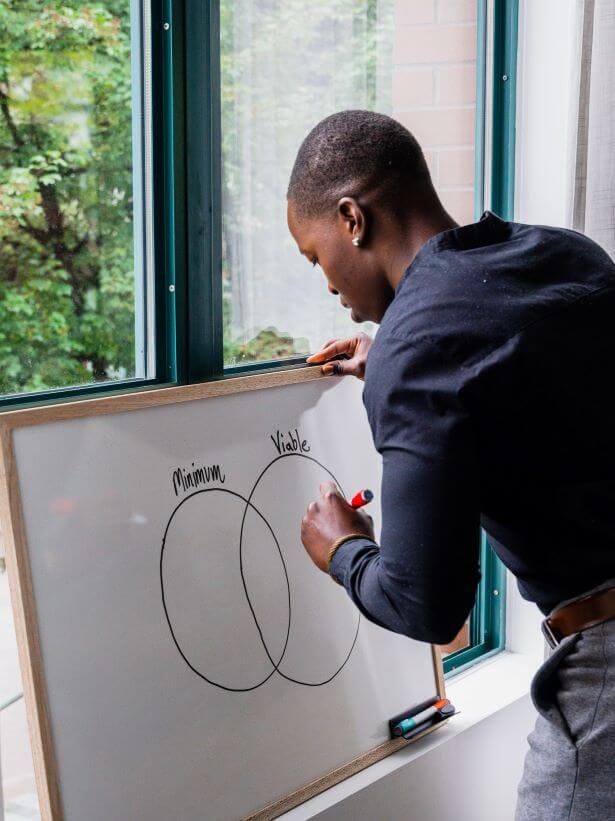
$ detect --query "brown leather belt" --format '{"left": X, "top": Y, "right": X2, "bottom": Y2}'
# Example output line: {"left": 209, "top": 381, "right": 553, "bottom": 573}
{"left": 541, "top": 585, "right": 615, "bottom": 649}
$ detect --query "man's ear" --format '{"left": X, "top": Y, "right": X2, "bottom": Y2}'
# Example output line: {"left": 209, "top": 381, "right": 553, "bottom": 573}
{"left": 337, "top": 197, "right": 367, "bottom": 246}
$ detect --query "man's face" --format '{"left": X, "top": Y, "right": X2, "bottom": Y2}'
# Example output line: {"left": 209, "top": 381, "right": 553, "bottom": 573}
{"left": 287, "top": 199, "right": 391, "bottom": 324}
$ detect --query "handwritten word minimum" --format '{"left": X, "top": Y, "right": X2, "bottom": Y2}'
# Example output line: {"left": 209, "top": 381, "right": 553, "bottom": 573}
{"left": 172, "top": 462, "right": 226, "bottom": 496}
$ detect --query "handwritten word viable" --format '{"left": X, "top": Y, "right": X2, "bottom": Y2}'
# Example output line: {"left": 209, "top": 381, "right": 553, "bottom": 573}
{"left": 172, "top": 462, "right": 226, "bottom": 496}
{"left": 271, "top": 429, "right": 311, "bottom": 455}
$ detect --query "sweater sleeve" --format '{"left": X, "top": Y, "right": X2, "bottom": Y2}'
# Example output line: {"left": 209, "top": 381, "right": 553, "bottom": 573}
{"left": 329, "top": 335, "right": 482, "bottom": 644}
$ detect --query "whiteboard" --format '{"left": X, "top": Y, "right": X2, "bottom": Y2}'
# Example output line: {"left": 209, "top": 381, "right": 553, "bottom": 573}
{"left": 1, "top": 374, "right": 443, "bottom": 820}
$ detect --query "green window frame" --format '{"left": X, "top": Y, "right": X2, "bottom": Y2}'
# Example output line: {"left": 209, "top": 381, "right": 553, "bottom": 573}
{"left": 1, "top": 0, "right": 519, "bottom": 674}
{"left": 444, "top": 533, "right": 508, "bottom": 676}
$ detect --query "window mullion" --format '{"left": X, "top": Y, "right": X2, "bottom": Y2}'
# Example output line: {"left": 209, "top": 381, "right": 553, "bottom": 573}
{"left": 158, "top": 0, "right": 188, "bottom": 384}
{"left": 185, "top": 0, "right": 224, "bottom": 382}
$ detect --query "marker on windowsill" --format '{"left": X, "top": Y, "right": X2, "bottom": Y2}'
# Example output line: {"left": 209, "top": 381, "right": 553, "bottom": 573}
{"left": 392, "top": 698, "right": 455, "bottom": 738}
{"left": 350, "top": 489, "right": 373, "bottom": 509}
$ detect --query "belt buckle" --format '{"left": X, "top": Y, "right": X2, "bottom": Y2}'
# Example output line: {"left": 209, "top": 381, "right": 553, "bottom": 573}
{"left": 541, "top": 617, "right": 561, "bottom": 650}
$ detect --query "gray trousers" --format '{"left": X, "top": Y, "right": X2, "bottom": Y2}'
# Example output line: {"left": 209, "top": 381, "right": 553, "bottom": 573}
{"left": 515, "top": 579, "right": 615, "bottom": 821}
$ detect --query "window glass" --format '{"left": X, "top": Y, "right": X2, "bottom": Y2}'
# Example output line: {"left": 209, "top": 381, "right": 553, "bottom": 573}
{"left": 0, "top": 0, "right": 152, "bottom": 397}
{"left": 220, "top": 0, "right": 477, "bottom": 366}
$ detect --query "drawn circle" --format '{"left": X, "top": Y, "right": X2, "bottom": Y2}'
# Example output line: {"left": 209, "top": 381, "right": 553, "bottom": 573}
{"left": 161, "top": 456, "right": 361, "bottom": 691}
{"left": 241, "top": 454, "right": 360, "bottom": 686}
{"left": 160, "top": 488, "right": 290, "bottom": 692}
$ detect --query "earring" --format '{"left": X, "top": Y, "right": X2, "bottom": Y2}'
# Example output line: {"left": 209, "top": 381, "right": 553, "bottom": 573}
{"left": 352, "top": 236, "right": 361, "bottom": 247}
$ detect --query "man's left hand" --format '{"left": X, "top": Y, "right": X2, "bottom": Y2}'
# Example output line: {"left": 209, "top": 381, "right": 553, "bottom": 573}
{"left": 301, "top": 482, "right": 375, "bottom": 572}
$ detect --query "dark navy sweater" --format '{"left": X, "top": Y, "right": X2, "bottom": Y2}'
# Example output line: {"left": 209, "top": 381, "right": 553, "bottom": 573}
{"left": 329, "top": 210, "right": 615, "bottom": 644}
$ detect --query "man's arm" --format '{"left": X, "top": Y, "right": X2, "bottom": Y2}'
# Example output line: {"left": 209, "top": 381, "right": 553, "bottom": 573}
{"left": 304, "top": 334, "right": 482, "bottom": 644}
{"left": 329, "top": 445, "right": 481, "bottom": 644}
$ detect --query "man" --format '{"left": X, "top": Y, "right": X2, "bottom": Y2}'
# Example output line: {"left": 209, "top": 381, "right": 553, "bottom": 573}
{"left": 287, "top": 110, "right": 615, "bottom": 820}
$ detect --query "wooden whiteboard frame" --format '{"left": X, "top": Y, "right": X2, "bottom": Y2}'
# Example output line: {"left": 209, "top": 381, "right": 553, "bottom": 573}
{"left": 0, "top": 368, "right": 447, "bottom": 821}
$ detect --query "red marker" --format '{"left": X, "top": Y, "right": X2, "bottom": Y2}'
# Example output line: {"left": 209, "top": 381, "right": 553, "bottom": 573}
{"left": 350, "top": 489, "right": 374, "bottom": 508}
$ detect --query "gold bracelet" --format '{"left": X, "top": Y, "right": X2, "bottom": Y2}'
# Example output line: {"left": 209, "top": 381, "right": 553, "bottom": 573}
{"left": 327, "top": 532, "right": 370, "bottom": 574}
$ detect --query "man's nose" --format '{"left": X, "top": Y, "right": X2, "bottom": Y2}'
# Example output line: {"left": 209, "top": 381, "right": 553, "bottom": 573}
{"left": 327, "top": 282, "right": 339, "bottom": 295}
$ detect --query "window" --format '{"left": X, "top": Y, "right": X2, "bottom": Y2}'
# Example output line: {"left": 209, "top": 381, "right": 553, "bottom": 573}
{"left": 440, "top": 532, "right": 507, "bottom": 675}
{"left": 220, "top": 0, "right": 393, "bottom": 366}
{"left": 220, "top": 0, "right": 480, "bottom": 367}
{"left": 0, "top": 0, "right": 154, "bottom": 399}
{"left": 0, "top": 1, "right": 518, "bottom": 671}
{"left": 1, "top": 0, "right": 516, "bottom": 395}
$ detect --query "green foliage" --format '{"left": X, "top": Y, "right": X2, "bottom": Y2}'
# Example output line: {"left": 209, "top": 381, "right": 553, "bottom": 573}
{"left": 222, "top": 290, "right": 308, "bottom": 366}
{"left": 227, "top": 326, "right": 308, "bottom": 365}
{"left": 0, "top": 0, "right": 135, "bottom": 394}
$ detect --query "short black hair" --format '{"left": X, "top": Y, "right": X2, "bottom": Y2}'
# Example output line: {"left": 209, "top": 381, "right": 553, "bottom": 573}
{"left": 287, "top": 110, "right": 432, "bottom": 218}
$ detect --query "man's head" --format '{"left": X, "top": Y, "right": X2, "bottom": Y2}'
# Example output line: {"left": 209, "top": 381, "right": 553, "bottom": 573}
{"left": 287, "top": 110, "right": 447, "bottom": 323}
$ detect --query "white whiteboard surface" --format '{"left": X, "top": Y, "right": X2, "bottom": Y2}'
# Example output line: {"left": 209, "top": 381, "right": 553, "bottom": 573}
{"left": 7, "top": 376, "right": 439, "bottom": 820}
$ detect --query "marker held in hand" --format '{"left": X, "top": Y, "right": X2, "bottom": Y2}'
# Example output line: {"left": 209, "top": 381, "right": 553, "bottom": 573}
{"left": 350, "top": 489, "right": 373, "bottom": 509}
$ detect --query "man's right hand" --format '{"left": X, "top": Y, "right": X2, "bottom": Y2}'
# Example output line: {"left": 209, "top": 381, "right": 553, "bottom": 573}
{"left": 306, "top": 332, "right": 372, "bottom": 380}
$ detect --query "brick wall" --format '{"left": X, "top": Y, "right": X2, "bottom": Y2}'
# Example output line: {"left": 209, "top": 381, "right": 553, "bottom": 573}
{"left": 392, "top": 0, "right": 477, "bottom": 225}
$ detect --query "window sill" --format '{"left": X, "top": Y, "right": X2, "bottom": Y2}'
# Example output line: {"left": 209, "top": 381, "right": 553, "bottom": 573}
{"left": 283, "top": 648, "right": 539, "bottom": 819}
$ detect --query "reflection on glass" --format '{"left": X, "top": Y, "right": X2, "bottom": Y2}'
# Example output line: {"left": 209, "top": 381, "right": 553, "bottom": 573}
{"left": 220, "top": 0, "right": 393, "bottom": 366}
{"left": 220, "top": 0, "right": 477, "bottom": 367}
{"left": 0, "top": 1, "right": 145, "bottom": 396}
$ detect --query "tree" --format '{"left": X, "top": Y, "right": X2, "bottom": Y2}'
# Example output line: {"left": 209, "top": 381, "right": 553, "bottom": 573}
{"left": 0, "top": 0, "right": 135, "bottom": 394}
